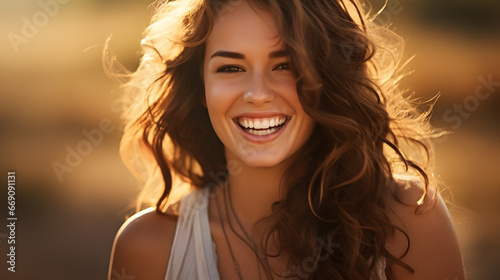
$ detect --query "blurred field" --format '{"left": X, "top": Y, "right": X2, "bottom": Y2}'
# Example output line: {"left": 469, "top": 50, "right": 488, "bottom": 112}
{"left": 0, "top": 0, "right": 499, "bottom": 279}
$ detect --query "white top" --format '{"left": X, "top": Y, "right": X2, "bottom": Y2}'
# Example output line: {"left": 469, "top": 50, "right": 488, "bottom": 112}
{"left": 165, "top": 188, "right": 387, "bottom": 280}
{"left": 165, "top": 188, "right": 220, "bottom": 280}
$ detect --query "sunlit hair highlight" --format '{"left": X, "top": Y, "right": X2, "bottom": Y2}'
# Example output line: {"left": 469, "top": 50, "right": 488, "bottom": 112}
{"left": 105, "top": 0, "right": 441, "bottom": 279}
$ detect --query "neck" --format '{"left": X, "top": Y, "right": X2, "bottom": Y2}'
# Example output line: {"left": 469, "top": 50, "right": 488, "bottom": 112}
{"left": 224, "top": 150, "right": 290, "bottom": 232}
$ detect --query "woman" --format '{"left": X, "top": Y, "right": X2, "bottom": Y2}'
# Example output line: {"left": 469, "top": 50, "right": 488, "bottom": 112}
{"left": 107, "top": 0, "right": 465, "bottom": 279}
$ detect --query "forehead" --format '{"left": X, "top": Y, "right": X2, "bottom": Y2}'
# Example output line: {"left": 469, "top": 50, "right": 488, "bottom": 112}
{"left": 206, "top": 1, "right": 283, "bottom": 53}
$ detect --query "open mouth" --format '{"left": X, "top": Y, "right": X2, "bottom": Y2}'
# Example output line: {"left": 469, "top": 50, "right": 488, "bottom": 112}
{"left": 235, "top": 115, "right": 289, "bottom": 136}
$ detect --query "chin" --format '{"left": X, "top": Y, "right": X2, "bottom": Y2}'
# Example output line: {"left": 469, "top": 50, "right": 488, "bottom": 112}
{"left": 237, "top": 150, "right": 290, "bottom": 168}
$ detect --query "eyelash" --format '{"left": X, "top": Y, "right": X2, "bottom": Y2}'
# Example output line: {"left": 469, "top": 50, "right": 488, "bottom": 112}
{"left": 216, "top": 62, "right": 291, "bottom": 73}
{"left": 216, "top": 65, "right": 243, "bottom": 73}
{"left": 274, "top": 62, "right": 290, "bottom": 71}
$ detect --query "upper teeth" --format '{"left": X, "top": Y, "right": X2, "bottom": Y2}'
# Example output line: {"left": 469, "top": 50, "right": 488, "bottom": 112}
{"left": 238, "top": 116, "right": 286, "bottom": 129}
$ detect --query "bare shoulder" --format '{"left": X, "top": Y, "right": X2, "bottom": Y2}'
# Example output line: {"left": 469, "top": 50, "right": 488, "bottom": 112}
{"left": 108, "top": 207, "right": 177, "bottom": 280}
{"left": 385, "top": 178, "right": 465, "bottom": 280}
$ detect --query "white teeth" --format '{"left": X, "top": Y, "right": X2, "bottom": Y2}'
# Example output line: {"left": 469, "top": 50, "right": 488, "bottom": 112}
{"left": 246, "top": 127, "right": 277, "bottom": 136}
{"left": 238, "top": 116, "right": 287, "bottom": 130}
{"left": 262, "top": 120, "right": 269, "bottom": 129}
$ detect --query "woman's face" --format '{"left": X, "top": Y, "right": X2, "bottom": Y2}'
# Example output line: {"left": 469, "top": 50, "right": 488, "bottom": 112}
{"left": 203, "top": 1, "right": 315, "bottom": 168}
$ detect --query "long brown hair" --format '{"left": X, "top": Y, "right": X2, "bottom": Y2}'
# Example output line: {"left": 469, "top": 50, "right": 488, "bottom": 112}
{"left": 107, "top": 0, "right": 439, "bottom": 278}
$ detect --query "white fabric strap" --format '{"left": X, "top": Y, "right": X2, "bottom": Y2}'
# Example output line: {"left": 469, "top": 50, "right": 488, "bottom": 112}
{"left": 165, "top": 188, "right": 220, "bottom": 280}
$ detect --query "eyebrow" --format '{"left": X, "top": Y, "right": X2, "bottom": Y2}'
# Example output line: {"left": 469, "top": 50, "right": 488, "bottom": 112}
{"left": 210, "top": 51, "right": 245, "bottom": 59}
{"left": 269, "top": 49, "right": 289, "bottom": 58}
{"left": 210, "top": 49, "right": 289, "bottom": 60}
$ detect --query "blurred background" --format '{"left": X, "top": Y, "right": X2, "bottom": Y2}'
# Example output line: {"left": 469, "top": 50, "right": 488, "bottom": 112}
{"left": 0, "top": 0, "right": 498, "bottom": 279}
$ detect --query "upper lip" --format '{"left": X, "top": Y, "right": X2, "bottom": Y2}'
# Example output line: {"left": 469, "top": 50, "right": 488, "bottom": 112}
{"left": 233, "top": 112, "right": 288, "bottom": 119}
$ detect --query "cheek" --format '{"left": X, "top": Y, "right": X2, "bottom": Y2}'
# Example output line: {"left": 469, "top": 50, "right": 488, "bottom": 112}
{"left": 205, "top": 79, "right": 241, "bottom": 111}
{"left": 204, "top": 81, "right": 240, "bottom": 134}
{"left": 279, "top": 81, "right": 304, "bottom": 113}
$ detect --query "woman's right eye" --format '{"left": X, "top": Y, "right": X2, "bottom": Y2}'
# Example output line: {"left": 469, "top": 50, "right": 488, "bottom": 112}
{"left": 216, "top": 65, "right": 244, "bottom": 73}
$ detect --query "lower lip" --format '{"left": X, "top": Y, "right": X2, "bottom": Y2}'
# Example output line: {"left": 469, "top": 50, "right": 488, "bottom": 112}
{"left": 234, "top": 118, "right": 290, "bottom": 144}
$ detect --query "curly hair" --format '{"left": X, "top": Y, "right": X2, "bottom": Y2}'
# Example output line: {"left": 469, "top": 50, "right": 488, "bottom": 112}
{"left": 106, "top": 0, "right": 439, "bottom": 278}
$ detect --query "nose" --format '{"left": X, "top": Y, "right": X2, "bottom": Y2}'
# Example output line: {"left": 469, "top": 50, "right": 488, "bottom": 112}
{"left": 243, "top": 73, "right": 275, "bottom": 105}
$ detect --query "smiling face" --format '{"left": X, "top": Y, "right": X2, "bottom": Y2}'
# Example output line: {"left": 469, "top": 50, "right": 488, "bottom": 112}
{"left": 203, "top": 1, "right": 315, "bottom": 168}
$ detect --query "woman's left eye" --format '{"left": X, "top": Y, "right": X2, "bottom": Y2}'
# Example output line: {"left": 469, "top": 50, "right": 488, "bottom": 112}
{"left": 273, "top": 62, "right": 290, "bottom": 71}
